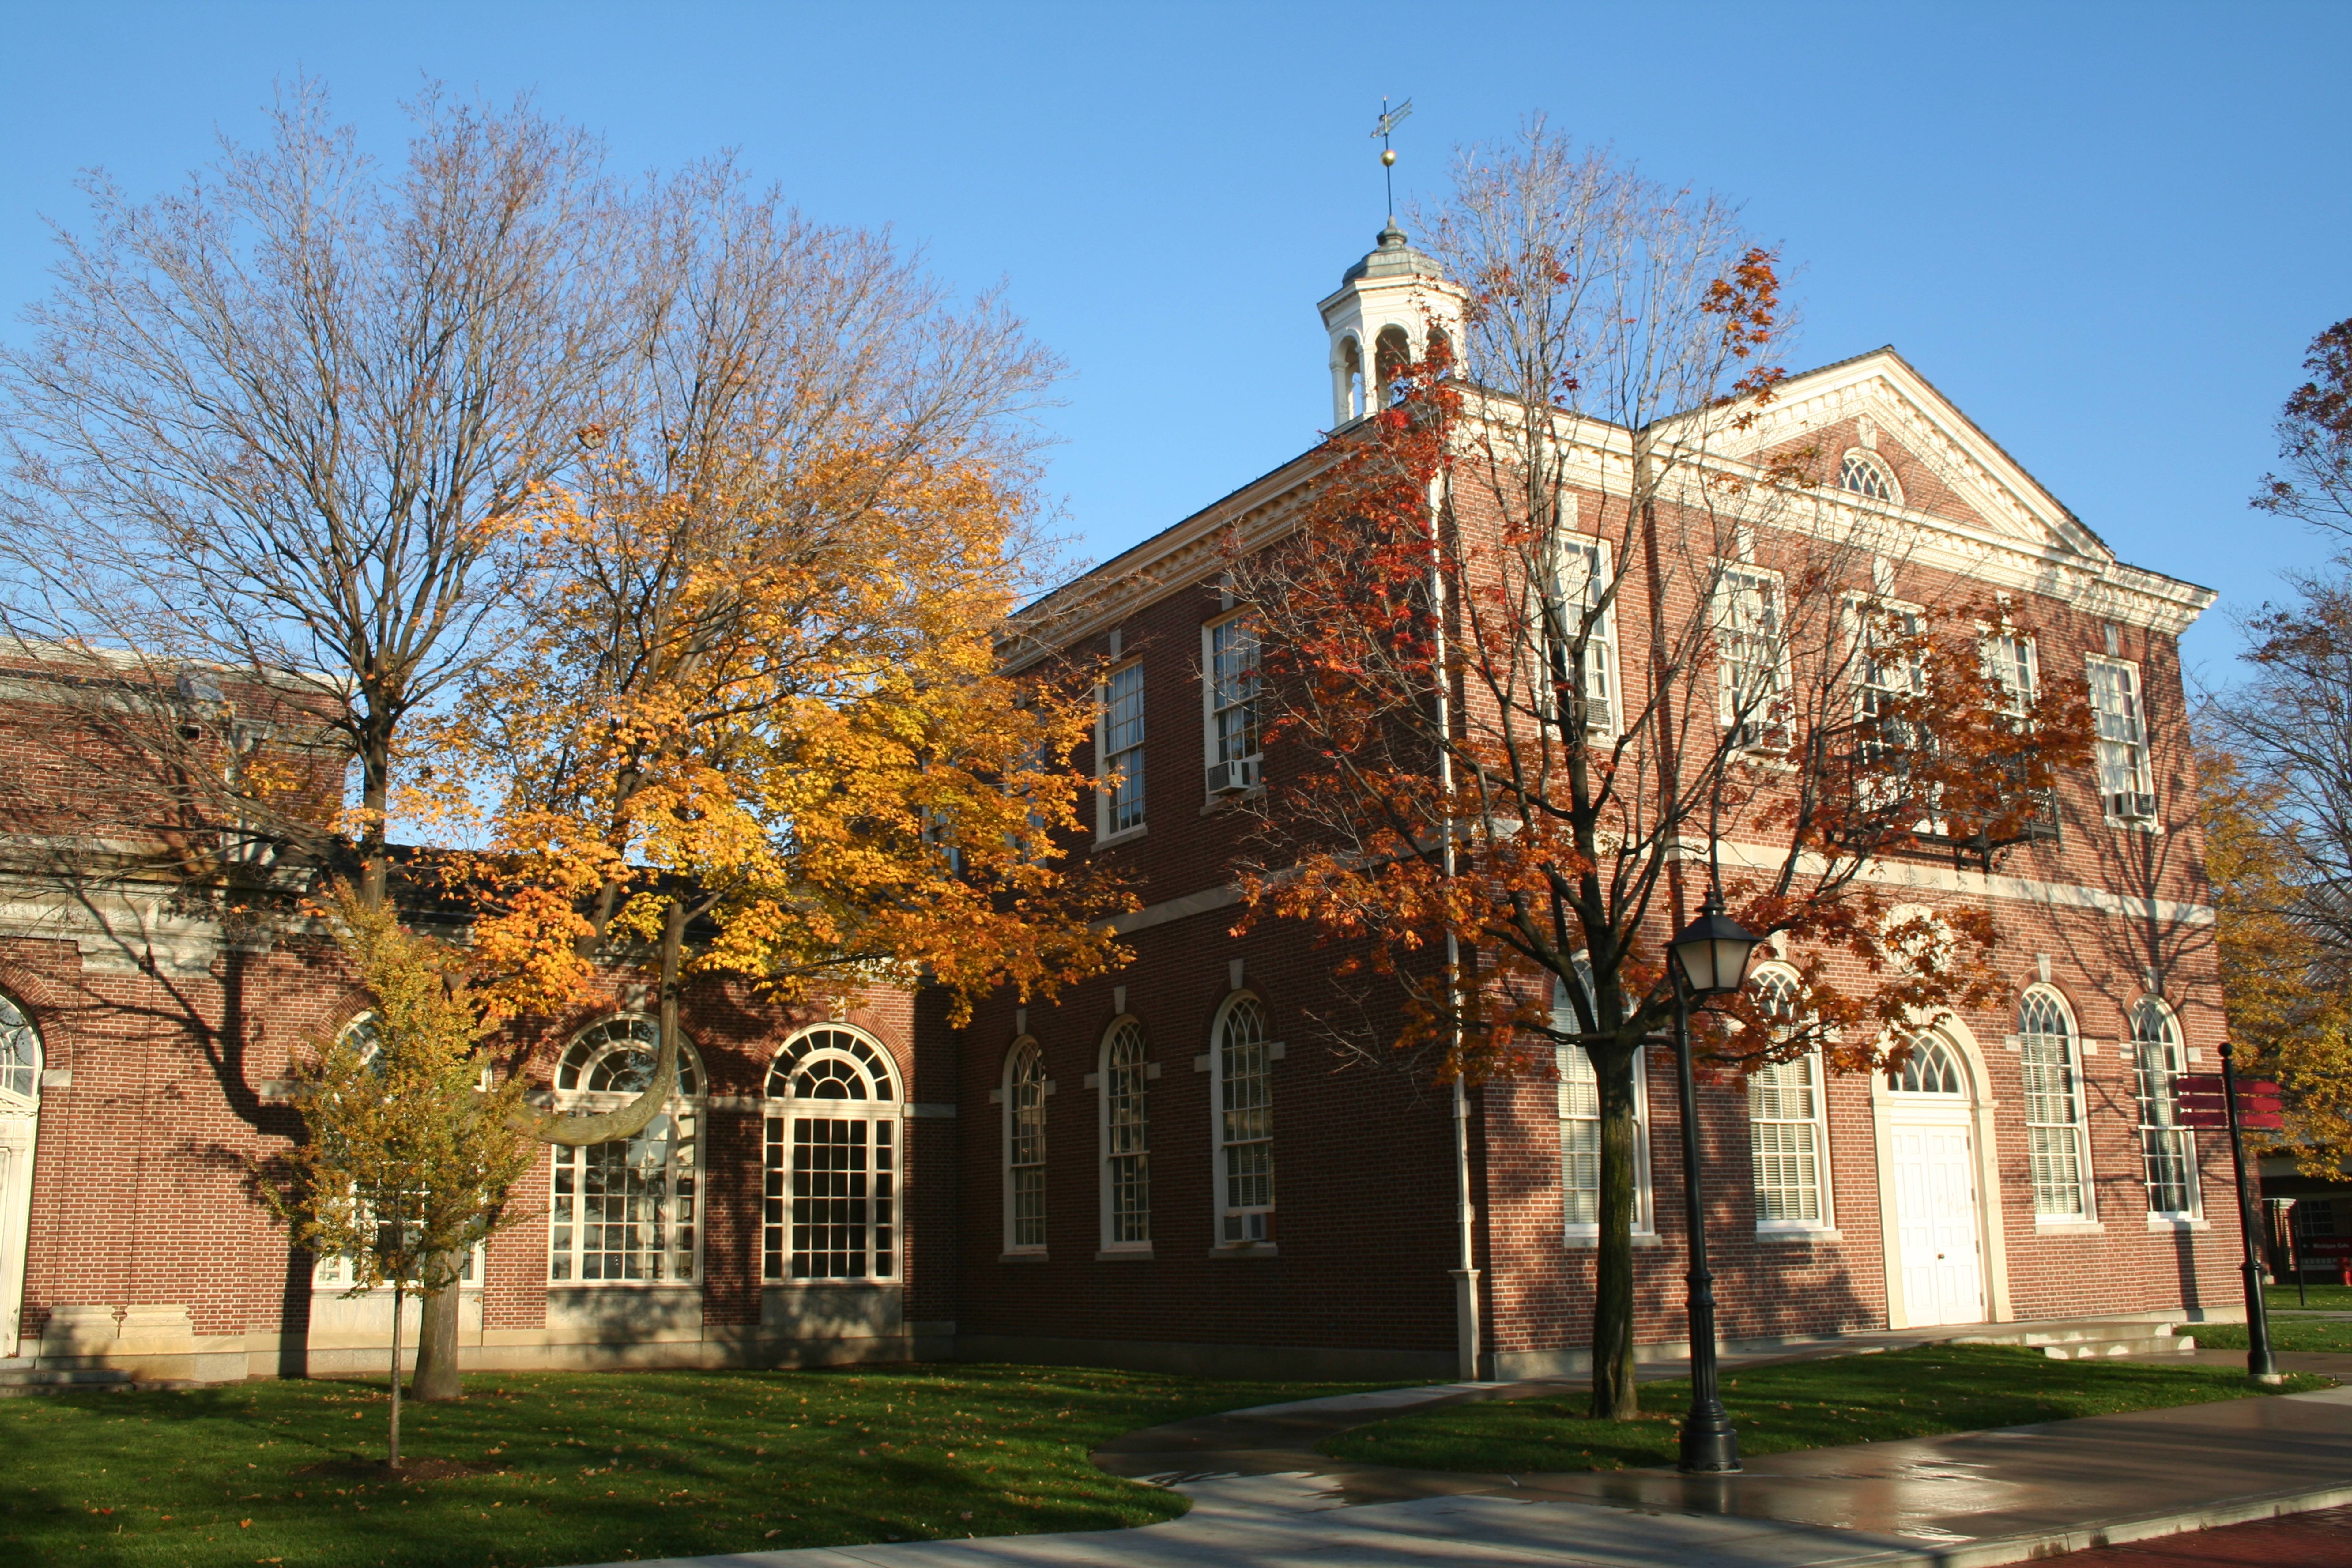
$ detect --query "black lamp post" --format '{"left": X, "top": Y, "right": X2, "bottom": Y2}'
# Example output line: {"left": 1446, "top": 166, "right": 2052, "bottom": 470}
{"left": 1666, "top": 888, "right": 1762, "bottom": 1474}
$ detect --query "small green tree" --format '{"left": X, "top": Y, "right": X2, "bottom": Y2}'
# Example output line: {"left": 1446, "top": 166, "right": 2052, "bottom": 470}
{"left": 258, "top": 886, "right": 535, "bottom": 1467}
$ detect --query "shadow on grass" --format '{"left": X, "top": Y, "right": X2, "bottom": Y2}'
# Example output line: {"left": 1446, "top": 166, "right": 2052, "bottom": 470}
{"left": 1316, "top": 1344, "right": 2333, "bottom": 1474}
{"left": 1, "top": 1363, "right": 1394, "bottom": 1568}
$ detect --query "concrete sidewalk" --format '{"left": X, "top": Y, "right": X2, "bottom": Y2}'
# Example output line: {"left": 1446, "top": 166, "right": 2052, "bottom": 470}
{"left": 605, "top": 1361, "right": 2352, "bottom": 1568}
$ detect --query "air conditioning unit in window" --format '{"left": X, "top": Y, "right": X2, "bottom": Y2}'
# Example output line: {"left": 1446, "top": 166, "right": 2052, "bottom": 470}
{"left": 1206, "top": 757, "right": 1261, "bottom": 796}
{"left": 2107, "top": 790, "right": 2158, "bottom": 823}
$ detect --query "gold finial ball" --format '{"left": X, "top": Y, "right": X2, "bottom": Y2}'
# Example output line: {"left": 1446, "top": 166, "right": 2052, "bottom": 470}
{"left": 1381, "top": 148, "right": 1397, "bottom": 167}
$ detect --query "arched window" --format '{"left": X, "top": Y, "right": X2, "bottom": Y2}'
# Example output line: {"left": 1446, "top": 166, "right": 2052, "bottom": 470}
{"left": 1004, "top": 1039, "right": 1047, "bottom": 1253}
{"left": 1888, "top": 1033, "right": 1966, "bottom": 1095}
{"left": 1375, "top": 325, "right": 1412, "bottom": 405}
{"left": 1341, "top": 336, "right": 1366, "bottom": 420}
{"left": 1425, "top": 326, "right": 1454, "bottom": 377}
{"left": 1554, "top": 963, "right": 1652, "bottom": 1238}
{"left": 763, "top": 1024, "right": 901, "bottom": 1281}
{"left": 2019, "top": 989, "right": 2091, "bottom": 1221}
{"left": 547, "top": 1016, "right": 703, "bottom": 1285}
{"left": 1212, "top": 994, "right": 1276, "bottom": 1244}
{"left": 0, "top": 992, "right": 41, "bottom": 1108}
{"left": 2132, "top": 999, "right": 2199, "bottom": 1218}
{"left": 1838, "top": 450, "right": 1902, "bottom": 505}
{"left": 1747, "top": 967, "right": 1828, "bottom": 1229}
{"left": 1100, "top": 1019, "right": 1152, "bottom": 1248}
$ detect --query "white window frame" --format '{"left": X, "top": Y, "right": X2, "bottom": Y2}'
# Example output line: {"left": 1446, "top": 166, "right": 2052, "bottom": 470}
{"left": 1201, "top": 611, "right": 1262, "bottom": 798}
{"left": 546, "top": 1014, "right": 705, "bottom": 1288}
{"left": 1543, "top": 535, "right": 1620, "bottom": 738}
{"left": 1002, "top": 1037, "right": 1048, "bottom": 1254}
{"left": 2086, "top": 654, "right": 2156, "bottom": 825}
{"left": 2128, "top": 999, "right": 2200, "bottom": 1221}
{"left": 1210, "top": 992, "right": 1279, "bottom": 1246}
{"left": 1837, "top": 448, "right": 1904, "bottom": 506}
{"left": 1099, "top": 1017, "right": 1153, "bottom": 1251}
{"left": 763, "top": 1023, "right": 903, "bottom": 1283}
{"left": 1746, "top": 965, "right": 1833, "bottom": 1233}
{"left": 1097, "top": 658, "right": 1147, "bottom": 839}
{"left": 1983, "top": 629, "right": 2039, "bottom": 720}
{"left": 1887, "top": 1031, "right": 1968, "bottom": 1096}
{"left": 1714, "top": 563, "right": 1791, "bottom": 750}
{"left": 2019, "top": 987, "right": 2095, "bottom": 1223}
{"left": 1555, "top": 965, "right": 1654, "bottom": 1241}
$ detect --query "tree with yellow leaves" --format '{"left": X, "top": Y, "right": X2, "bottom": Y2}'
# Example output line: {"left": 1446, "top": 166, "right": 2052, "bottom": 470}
{"left": 254, "top": 884, "right": 536, "bottom": 1468}
{"left": 396, "top": 171, "right": 1128, "bottom": 1396}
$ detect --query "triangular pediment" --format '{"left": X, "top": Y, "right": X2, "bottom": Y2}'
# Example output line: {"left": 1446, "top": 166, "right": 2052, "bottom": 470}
{"left": 1716, "top": 348, "right": 2114, "bottom": 566}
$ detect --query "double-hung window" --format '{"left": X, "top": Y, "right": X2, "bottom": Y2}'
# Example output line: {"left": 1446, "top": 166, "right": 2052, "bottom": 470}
{"left": 1004, "top": 1039, "right": 1048, "bottom": 1252}
{"left": 1099, "top": 661, "right": 1146, "bottom": 836}
{"left": 2019, "top": 990, "right": 2092, "bottom": 1222}
{"left": 1715, "top": 565, "right": 1789, "bottom": 750}
{"left": 1556, "top": 963, "right": 1652, "bottom": 1238}
{"left": 1747, "top": 967, "right": 1829, "bottom": 1230}
{"left": 1213, "top": 994, "right": 1276, "bottom": 1244}
{"left": 1984, "top": 630, "right": 2038, "bottom": 719}
{"left": 2087, "top": 656, "right": 2155, "bottom": 823}
{"left": 1853, "top": 601, "right": 1930, "bottom": 824}
{"left": 1203, "top": 614, "right": 1261, "bottom": 796}
{"left": 1544, "top": 537, "right": 1618, "bottom": 737}
{"left": 2130, "top": 1001, "right": 2199, "bottom": 1219}
{"left": 1101, "top": 1019, "right": 1152, "bottom": 1248}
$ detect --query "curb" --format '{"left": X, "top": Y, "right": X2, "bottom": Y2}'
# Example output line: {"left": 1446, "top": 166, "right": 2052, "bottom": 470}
{"left": 1831, "top": 1482, "right": 2352, "bottom": 1567}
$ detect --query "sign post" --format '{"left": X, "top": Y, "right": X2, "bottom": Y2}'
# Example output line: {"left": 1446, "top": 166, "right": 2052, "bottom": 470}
{"left": 2183, "top": 1045, "right": 2282, "bottom": 1382}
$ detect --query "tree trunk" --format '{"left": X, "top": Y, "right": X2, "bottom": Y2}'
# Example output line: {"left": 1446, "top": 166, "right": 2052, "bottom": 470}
{"left": 1588, "top": 1042, "right": 1643, "bottom": 1419}
{"left": 358, "top": 727, "right": 391, "bottom": 911}
{"left": 526, "top": 899, "right": 689, "bottom": 1148}
{"left": 408, "top": 1257, "right": 464, "bottom": 1402}
{"left": 387, "top": 1281, "right": 405, "bottom": 1470}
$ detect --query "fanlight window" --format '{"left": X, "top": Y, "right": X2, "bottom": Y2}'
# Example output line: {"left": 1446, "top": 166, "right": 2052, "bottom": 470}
{"left": 0, "top": 993, "right": 42, "bottom": 1106}
{"left": 1838, "top": 450, "right": 1901, "bottom": 504}
{"left": 766, "top": 1027, "right": 897, "bottom": 1100}
{"left": 1889, "top": 1035, "right": 1965, "bottom": 1094}
{"left": 557, "top": 1015, "right": 702, "bottom": 1097}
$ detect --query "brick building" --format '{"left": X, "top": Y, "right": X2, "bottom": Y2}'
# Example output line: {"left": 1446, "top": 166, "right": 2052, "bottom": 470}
{"left": 0, "top": 225, "right": 2244, "bottom": 1385}
{"left": 940, "top": 224, "right": 2241, "bottom": 1382}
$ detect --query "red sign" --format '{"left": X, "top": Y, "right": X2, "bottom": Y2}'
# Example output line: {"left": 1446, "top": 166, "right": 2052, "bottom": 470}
{"left": 2174, "top": 1074, "right": 2285, "bottom": 1130}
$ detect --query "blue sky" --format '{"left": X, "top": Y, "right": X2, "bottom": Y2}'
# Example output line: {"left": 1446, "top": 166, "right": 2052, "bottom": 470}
{"left": 2, "top": 2, "right": 2345, "bottom": 684}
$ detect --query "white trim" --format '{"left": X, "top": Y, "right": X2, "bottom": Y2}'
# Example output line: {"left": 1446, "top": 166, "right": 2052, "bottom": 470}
{"left": 1097, "top": 657, "right": 1147, "bottom": 839}
{"left": 763, "top": 1023, "right": 906, "bottom": 1283}
{"left": 1872, "top": 1018, "right": 2010, "bottom": 1329}
{"left": 1098, "top": 1016, "right": 1153, "bottom": 1252}
{"left": 1208, "top": 991, "right": 1277, "bottom": 1246}
{"left": 0, "top": 990, "right": 40, "bottom": 1357}
{"left": 1002, "top": 1036, "right": 1048, "bottom": 1256}
{"left": 1200, "top": 609, "right": 1263, "bottom": 800}
{"left": 2018, "top": 986, "right": 2096, "bottom": 1225}
{"left": 545, "top": 1014, "right": 707, "bottom": 1289}
{"left": 2128, "top": 996, "right": 2202, "bottom": 1222}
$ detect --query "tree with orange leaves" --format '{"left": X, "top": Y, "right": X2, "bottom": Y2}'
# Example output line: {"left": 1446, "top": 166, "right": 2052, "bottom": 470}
{"left": 398, "top": 169, "right": 1129, "bottom": 1398}
{"left": 1231, "top": 126, "right": 2092, "bottom": 1420}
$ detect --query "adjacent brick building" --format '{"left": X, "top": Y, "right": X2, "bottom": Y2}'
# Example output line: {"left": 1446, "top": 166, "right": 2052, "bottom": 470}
{"left": 0, "top": 226, "right": 2244, "bottom": 1384}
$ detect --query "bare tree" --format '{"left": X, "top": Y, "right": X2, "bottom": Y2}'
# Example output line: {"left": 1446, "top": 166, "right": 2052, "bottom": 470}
{"left": 0, "top": 78, "right": 636, "bottom": 905}
{"left": 2254, "top": 318, "right": 2352, "bottom": 538}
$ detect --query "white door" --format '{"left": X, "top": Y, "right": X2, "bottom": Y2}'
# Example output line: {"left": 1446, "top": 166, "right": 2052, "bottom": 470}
{"left": 1892, "top": 1122, "right": 1984, "bottom": 1326}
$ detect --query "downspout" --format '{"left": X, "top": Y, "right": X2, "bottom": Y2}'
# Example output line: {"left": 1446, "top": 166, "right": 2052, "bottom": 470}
{"left": 1429, "top": 478, "right": 1482, "bottom": 1383}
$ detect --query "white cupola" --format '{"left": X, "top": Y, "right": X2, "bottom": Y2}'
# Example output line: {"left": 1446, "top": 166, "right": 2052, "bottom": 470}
{"left": 1317, "top": 221, "right": 1467, "bottom": 427}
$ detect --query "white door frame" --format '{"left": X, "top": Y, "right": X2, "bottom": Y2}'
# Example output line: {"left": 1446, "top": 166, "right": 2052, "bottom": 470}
{"left": 1871, "top": 1020, "right": 2011, "bottom": 1329}
{"left": 0, "top": 1102, "right": 39, "bottom": 1359}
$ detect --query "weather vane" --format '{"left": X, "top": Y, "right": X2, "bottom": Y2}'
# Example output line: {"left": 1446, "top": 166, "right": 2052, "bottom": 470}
{"left": 1371, "top": 96, "right": 1412, "bottom": 221}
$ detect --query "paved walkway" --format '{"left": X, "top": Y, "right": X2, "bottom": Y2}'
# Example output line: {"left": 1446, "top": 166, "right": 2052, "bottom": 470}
{"left": 612, "top": 1351, "right": 2352, "bottom": 1568}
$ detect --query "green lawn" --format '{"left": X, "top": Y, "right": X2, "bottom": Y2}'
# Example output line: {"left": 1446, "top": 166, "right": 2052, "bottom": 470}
{"left": 2198, "top": 1319, "right": 2352, "bottom": 1351}
{"left": 0, "top": 1364, "right": 1392, "bottom": 1568}
{"left": 1317, "top": 1344, "right": 2330, "bottom": 1473}
{"left": 2268, "top": 1282, "right": 2352, "bottom": 1313}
